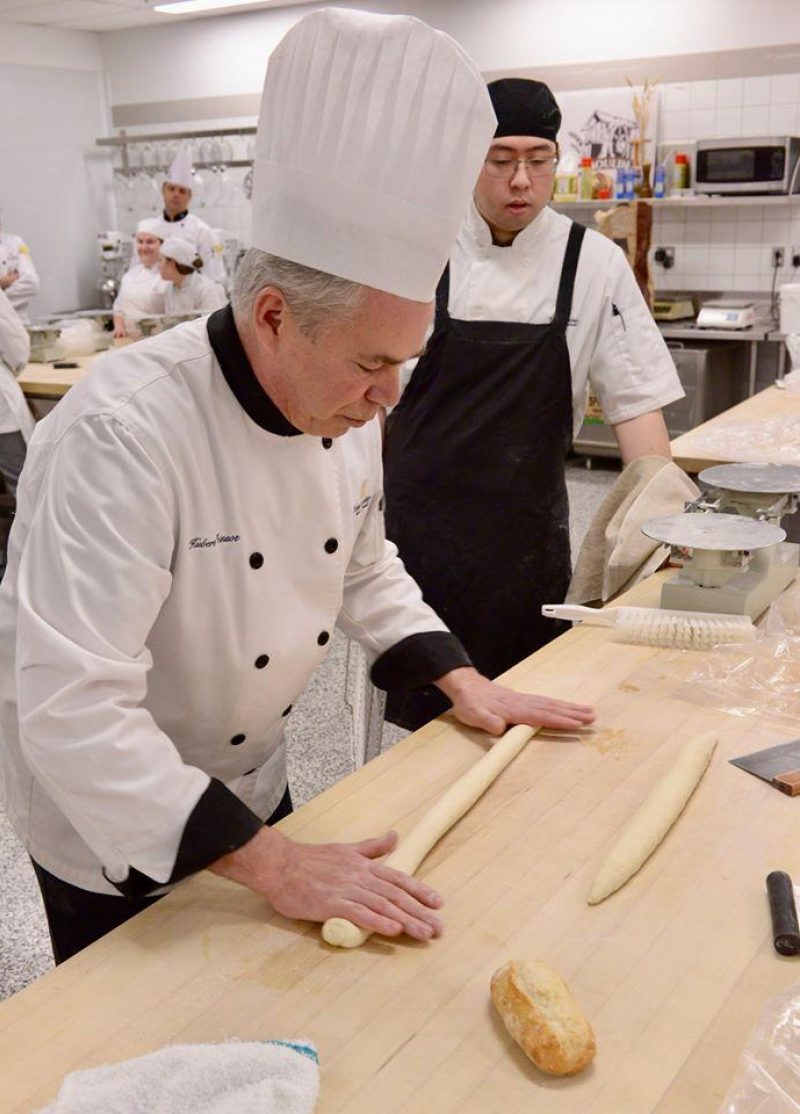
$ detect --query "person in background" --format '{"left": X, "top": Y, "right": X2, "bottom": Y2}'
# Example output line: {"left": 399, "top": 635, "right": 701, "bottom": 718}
{"left": 383, "top": 77, "right": 685, "bottom": 731}
{"left": 0, "top": 12, "right": 593, "bottom": 966}
{"left": 0, "top": 217, "right": 40, "bottom": 323}
{"left": 159, "top": 238, "right": 227, "bottom": 316}
{"left": 0, "top": 286, "right": 34, "bottom": 498}
{"left": 154, "top": 148, "right": 227, "bottom": 288}
{"left": 112, "top": 219, "right": 167, "bottom": 339}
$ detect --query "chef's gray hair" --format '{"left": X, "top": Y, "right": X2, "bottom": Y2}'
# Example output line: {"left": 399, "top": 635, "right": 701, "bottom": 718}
{"left": 232, "top": 249, "right": 365, "bottom": 336}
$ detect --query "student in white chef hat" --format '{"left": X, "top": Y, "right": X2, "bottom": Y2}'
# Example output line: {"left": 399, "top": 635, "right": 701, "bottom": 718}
{"left": 153, "top": 145, "right": 227, "bottom": 286}
{"left": 0, "top": 9, "right": 594, "bottom": 966}
{"left": 159, "top": 236, "right": 226, "bottom": 316}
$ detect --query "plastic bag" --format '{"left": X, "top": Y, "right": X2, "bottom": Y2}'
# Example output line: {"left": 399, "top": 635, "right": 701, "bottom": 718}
{"left": 719, "top": 981, "right": 800, "bottom": 1111}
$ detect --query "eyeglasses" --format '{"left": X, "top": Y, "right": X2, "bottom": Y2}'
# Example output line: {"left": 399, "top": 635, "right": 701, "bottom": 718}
{"left": 483, "top": 155, "right": 558, "bottom": 180}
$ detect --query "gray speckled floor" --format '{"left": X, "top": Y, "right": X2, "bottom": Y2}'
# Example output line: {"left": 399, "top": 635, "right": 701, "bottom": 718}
{"left": 0, "top": 457, "right": 618, "bottom": 1001}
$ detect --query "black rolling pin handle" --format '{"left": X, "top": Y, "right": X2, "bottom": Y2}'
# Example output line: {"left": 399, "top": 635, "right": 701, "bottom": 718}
{"left": 766, "top": 871, "right": 800, "bottom": 956}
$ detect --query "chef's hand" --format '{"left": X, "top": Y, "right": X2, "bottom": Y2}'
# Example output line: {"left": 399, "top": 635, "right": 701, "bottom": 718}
{"left": 435, "top": 666, "right": 595, "bottom": 737}
{"left": 0, "top": 270, "right": 19, "bottom": 290}
{"left": 209, "top": 827, "right": 443, "bottom": 941}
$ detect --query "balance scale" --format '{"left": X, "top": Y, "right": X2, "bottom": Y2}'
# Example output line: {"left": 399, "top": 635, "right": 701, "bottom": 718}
{"left": 642, "top": 463, "right": 800, "bottom": 619}
{"left": 696, "top": 299, "right": 756, "bottom": 330}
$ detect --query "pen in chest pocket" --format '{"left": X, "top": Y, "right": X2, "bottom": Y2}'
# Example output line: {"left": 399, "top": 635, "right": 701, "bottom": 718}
{"left": 612, "top": 303, "right": 627, "bottom": 331}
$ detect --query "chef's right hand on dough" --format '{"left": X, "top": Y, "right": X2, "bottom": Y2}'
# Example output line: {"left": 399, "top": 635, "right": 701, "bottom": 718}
{"left": 209, "top": 826, "right": 444, "bottom": 941}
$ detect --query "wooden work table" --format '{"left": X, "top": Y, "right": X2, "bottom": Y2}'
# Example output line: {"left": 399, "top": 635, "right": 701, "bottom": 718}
{"left": 18, "top": 354, "right": 97, "bottom": 400}
{"left": 2, "top": 572, "right": 800, "bottom": 1112}
{"left": 671, "top": 383, "right": 800, "bottom": 472}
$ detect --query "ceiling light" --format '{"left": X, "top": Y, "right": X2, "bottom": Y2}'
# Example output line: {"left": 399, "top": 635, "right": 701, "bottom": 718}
{"left": 153, "top": 0, "right": 268, "bottom": 14}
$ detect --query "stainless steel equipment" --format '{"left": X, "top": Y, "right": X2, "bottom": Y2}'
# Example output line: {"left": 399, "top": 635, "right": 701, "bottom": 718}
{"left": 97, "top": 231, "right": 132, "bottom": 308}
{"left": 695, "top": 136, "right": 800, "bottom": 195}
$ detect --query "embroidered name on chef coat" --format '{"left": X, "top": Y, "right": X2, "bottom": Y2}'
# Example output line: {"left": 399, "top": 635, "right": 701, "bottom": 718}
{"left": 353, "top": 480, "right": 373, "bottom": 517}
{"left": 189, "top": 533, "right": 241, "bottom": 550}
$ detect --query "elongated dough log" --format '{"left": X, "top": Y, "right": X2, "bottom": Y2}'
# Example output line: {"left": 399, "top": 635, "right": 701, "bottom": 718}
{"left": 322, "top": 723, "right": 539, "bottom": 948}
{"left": 587, "top": 731, "right": 717, "bottom": 904}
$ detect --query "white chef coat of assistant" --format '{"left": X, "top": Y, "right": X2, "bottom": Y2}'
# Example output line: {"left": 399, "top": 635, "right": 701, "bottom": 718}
{"left": 0, "top": 287, "right": 34, "bottom": 441}
{"left": 0, "top": 317, "right": 451, "bottom": 893}
{"left": 113, "top": 262, "right": 167, "bottom": 321}
{"left": 438, "top": 201, "right": 684, "bottom": 436}
{"left": 0, "top": 232, "right": 40, "bottom": 323}
{"left": 164, "top": 272, "right": 226, "bottom": 316}
{"left": 154, "top": 212, "right": 227, "bottom": 287}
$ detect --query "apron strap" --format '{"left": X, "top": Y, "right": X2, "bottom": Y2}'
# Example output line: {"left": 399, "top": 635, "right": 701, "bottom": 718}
{"left": 435, "top": 264, "right": 451, "bottom": 320}
{"left": 553, "top": 222, "right": 586, "bottom": 327}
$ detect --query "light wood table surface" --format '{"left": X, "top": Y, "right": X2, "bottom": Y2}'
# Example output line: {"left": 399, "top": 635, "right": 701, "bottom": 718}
{"left": 18, "top": 354, "right": 97, "bottom": 400}
{"left": 2, "top": 571, "right": 799, "bottom": 1113}
{"left": 671, "top": 383, "right": 800, "bottom": 472}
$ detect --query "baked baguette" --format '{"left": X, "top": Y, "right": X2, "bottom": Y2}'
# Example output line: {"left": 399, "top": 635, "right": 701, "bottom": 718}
{"left": 490, "top": 959, "right": 596, "bottom": 1076}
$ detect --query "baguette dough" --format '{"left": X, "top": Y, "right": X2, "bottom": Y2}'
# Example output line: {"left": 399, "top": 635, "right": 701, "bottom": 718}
{"left": 322, "top": 723, "right": 538, "bottom": 948}
{"left": 587, "top": 731, "right": 717, "bottom": 904}
{"left": 490, "top": 959, "right": 596, "bottom": 1076}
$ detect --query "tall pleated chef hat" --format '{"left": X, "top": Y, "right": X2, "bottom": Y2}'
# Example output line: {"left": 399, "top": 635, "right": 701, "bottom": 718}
{"left": 165, "top": 146, "right": 194, "bottom": 190}
{"left": 252, "top": 8, "right": 496, "bottom": 302}
{"left": 136, "top": 217, "right": 164, "bottom": 238}
{"left": 160, "top": 237, "right": 201, "bottom": 268}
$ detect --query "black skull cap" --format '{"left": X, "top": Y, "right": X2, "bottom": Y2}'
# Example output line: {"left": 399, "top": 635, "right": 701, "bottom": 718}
{"left": 487, "top": 78, "right": 561, "bottom": 142}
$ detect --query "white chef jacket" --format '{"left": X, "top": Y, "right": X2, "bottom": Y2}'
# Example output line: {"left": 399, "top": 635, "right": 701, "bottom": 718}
{"left": 0, "top": 287, "right": 34, "bottom": 441}
{"left": 153, "top": 212, "right": 227, "bottom": 287}
{"left": 164, "top": 272, "right": 227, "bottom": 316}
{"left": 0, "top": 307, "right": 467, "bottom": 895}
{"left": 0, "top": 232, "right": 40, "bottom": 323}
{"left": 113, "top": 262, "right": 167, "bottom": 322}
{"left": 439, "top": 202, "right": 684, "bottom": 436}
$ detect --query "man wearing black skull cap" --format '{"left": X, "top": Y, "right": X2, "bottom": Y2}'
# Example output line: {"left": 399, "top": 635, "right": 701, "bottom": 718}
{"left": 384, "top": 78, "right": 684, "bottom": 731}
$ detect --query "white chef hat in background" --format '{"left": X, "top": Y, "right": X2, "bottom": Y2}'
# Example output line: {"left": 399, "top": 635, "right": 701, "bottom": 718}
{"left": 160, "top": 237, "right": 200, "bottom": 269}
{"left": 251, "top": 8, "right": 496, "bottom": 302}
{"left": 165, "top": 146, "right": 195, "bottom": 190}
{"left": 136, "top": 217, "right": 164, "bottom": 238}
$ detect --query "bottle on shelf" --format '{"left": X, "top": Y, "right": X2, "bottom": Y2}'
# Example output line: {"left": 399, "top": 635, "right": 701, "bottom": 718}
{"left": 553, "top": 151, "right": 579, "bottom": 202}
{"left": 672, "top": 152, "right": 690, "bottom": 192}
{"left": 653, "top": 163, "right": 666, "bottom": 199}
{"left": 579, "top": 156, "right": 594, "bottom": 200}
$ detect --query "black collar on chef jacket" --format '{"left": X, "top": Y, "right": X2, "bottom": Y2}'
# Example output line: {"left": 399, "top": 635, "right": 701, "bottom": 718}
{"left": 207, "top": 303, "right": 301, "bottom": 437}
{"left": 162, "top": 209, "right": 189, "bottom": 223}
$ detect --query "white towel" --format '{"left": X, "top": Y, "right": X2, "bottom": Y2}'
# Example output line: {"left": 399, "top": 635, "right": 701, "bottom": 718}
{"left": 39, "top": 1039, "right": 319, "bottom": 1114}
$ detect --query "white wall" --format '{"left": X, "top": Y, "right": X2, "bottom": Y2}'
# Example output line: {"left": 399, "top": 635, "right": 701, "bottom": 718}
{"left": 101, "top": 0, "right": 800, "bottom": 108}
{"left": 0, "top": 22, "right": 113, "bottom": 318}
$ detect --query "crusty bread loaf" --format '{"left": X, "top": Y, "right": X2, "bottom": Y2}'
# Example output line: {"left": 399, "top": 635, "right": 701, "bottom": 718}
{"left": 490, "top": 959, "right": 596, "bottom": 1076}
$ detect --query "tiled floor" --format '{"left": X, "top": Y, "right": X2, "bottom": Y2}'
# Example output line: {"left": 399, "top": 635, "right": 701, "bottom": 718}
{"left": 0, "top": 457, "right": 619, "bottom": 1001}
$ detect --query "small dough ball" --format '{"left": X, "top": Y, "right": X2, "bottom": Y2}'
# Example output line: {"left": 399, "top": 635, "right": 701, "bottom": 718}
{"left": 490, "top": 959, "right": 596, "bottom": 1076}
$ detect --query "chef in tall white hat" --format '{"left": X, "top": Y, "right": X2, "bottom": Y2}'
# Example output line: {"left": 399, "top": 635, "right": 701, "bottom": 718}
{"left": 112, "top": 217, "right": 168, "bottom": 337}
{"left": 0, "top": 9, "right": 593, "bottom": 965}
{"left": 159, "top": 236, "right": 226, "bottom": 316}
{"left": 153, "top": 146, "right": 227, "bottom": 286}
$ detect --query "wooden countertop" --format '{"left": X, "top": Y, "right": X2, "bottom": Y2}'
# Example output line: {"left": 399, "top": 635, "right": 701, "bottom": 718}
{"left": 671, "top": 383, "right": 800, "bottom": 472}
{"left": 19, "top": 354, "right": 97, "bottom": 399}
{"left": 2, "top": 572, "right": 799, "bottom": 1113}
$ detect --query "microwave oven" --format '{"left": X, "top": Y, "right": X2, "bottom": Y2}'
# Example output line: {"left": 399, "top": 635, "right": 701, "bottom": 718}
{"left": 695, "top": 136, "right": 800, "bottom": 194}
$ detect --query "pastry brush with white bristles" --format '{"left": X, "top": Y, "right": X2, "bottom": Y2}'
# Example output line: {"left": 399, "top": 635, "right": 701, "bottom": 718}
{"left": 542, "top": 603, "right": 756, "bottom": 650}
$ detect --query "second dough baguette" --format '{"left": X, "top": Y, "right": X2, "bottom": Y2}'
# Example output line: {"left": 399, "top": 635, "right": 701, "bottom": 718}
{"left": 490, "top": 959, "right": 596, "bottom": 1076}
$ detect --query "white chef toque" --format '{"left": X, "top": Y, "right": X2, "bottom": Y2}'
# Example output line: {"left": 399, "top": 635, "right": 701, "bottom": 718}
{"left": 165, "top": 146, "right": 195, "bottom": 190}
{"left": 136, "top": 217, "right": 164, "bottom": 238}
{"left": 160, "top": 237, "right": 200, "bottom": 268}
{"left": 252, "top": 9, "right": 496, "bottom": 303}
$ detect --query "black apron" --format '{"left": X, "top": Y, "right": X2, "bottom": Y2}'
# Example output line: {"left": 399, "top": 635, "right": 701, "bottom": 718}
{"left": 383, "top": 221, "right": 586, "bottom": 730}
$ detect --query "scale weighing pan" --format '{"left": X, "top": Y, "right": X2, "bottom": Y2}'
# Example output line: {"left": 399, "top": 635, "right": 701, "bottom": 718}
{"left": 641, "top": 512, "right": 785, "bottom": 550}
{"left": 699, "top": 463, "right": 800, "bottom": 496}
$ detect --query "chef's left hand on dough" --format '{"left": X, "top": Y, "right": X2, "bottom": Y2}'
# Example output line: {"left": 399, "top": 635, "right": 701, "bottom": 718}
{"left": 434, "top": 667, "right": 595, "bottom": 737}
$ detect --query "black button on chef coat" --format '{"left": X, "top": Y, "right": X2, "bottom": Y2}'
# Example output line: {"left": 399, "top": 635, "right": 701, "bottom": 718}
{"left": 255, "top": 654, "right": 270, "bottom": 669}
{"left": 230, "top": 734, "right": 246, "bottom": 746}
{"left": 281, "top": 705, "right": 292, "bottom": 717}
{"left": 249, "top": 552, "right": 264, "bottom": 569}
{"left": 317, "top": 631, "right": 330, "bottom": 646}
{"left": 324, "top": 538, "right": 338, "bottom": 554}
{"left": 322, "top": 438, "right": 333, "bottom": 449}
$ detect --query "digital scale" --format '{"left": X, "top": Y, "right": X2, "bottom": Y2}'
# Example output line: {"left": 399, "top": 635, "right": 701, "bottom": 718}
{"left": 696, "top": 299, "right": 756, "bottom": 330}
{"left": 652, "top": 297, "right": 695, "bottom": 322}
{"left": 641, "top": 463, "right": 800, "bottom": 619}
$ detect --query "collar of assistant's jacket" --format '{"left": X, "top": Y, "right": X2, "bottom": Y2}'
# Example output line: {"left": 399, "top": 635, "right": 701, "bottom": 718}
{"left": 207, "top": 304, "right": 301, "bottom": 437}
{"left": 162, "top": 209, "right": 189, "bottom": 223}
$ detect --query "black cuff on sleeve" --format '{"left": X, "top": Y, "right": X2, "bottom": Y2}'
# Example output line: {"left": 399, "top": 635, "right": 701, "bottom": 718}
{"left": 370, "top": 631, "right": 472, "bottom": 693}
{"left": 106, "top": 777, "right": 264, "bottom": 898}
